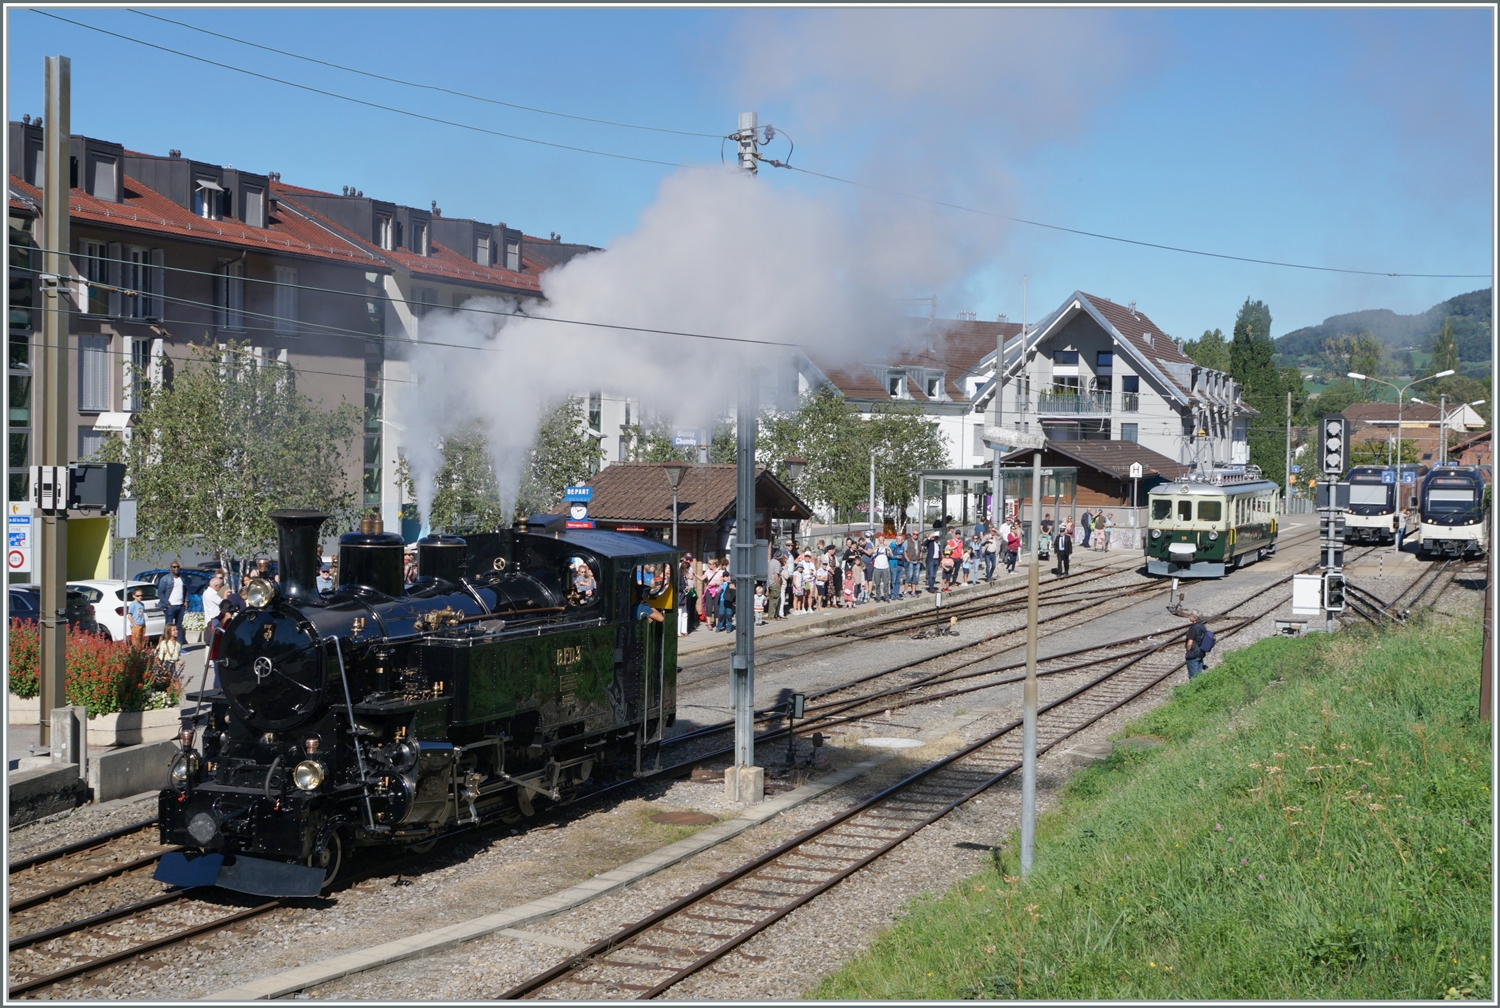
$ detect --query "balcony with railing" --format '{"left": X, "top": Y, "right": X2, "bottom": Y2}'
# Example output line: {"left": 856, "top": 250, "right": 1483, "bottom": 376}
{"left": 1119, "top": 392, "right": 1140, "bottom": 412}
{"left": 1035, "top": 391, "right": 1112, "bottom": 415}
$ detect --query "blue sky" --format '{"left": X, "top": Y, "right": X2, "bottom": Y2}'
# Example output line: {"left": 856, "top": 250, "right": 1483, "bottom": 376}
{"left": 7, "top": 6, "right": 1494, "bottom": 342}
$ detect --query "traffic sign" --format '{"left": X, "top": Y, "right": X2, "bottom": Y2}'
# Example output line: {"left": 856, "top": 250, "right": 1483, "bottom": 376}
{"left": 1128, "top": 462, "right": 1144, "bottom": 480}
{"left": 7, "top": 502, "right": 33, "bottom": 573}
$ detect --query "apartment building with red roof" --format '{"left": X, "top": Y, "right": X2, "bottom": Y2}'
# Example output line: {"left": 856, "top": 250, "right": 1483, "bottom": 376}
{"left": 7, "top": 118, "right": 593, "bottom": 543}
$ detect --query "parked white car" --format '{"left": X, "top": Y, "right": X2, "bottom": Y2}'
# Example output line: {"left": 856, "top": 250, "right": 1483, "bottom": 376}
{"left": 68, "top": 580, "right": 166, "bottom": 643}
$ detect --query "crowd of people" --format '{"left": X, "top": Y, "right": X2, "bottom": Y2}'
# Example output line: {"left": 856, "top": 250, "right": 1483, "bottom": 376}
{"left": 670, "top": 507, "right": 1125, "bottom": 638}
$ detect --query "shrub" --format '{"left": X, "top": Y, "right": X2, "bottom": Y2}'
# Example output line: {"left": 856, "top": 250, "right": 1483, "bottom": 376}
{"left": 8, "top": 620, "right": 169, "bottom": 717}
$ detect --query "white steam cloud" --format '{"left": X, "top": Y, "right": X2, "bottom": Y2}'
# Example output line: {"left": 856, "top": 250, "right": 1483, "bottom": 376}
{"left": 400, "top": 10, "right": 1156, "bottom": 523}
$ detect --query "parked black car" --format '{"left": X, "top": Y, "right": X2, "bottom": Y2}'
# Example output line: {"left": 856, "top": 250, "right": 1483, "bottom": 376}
{"left": 7, "top": 586, "right": 100, "bottom": 634}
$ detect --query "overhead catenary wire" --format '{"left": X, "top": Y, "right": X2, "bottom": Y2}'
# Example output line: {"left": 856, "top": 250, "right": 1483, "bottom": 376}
{"left": 126, "top": 8, "right": 723, "bottom": 140}
{"left": 32, "top": 11, "right": 698, "bottom": 171}
{"left": 32, "top": 12, "right": 1488, "bottom": 283}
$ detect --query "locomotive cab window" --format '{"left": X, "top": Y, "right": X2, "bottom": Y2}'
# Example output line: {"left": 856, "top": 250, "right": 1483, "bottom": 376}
{"left": 1197, "top": 500, "right": 1221, "bottom": 522}
{"left": 564, "top": 555, "right": 601, "bottom": 607}
{"left": 1177, "top": 499, "right": 1192, "bottom": 521}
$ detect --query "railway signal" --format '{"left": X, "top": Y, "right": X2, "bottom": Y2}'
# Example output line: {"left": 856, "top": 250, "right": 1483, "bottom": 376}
{"left": 1320, "top": 415, "right": 1348, "bottom": 475}
{"left": 1322, "top": 572, "right": 1346, "bottom": 611}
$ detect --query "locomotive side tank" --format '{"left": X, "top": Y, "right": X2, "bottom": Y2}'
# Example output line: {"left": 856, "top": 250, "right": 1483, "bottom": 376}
{"left": 156, "top": 510, "right": 677, "bottom": 896}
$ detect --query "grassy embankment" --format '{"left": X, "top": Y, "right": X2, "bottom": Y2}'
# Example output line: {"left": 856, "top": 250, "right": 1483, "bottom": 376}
{"left": 813, "top": 615, "right": 1491, "bottom": 1000}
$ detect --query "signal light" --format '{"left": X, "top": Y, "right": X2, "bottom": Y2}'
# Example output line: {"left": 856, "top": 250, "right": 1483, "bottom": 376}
{"left": 1323, "top": 572, "right": 1346, "bottom": 611}
{"left": 1320, "top": 415, "right": 1348, "bottom": 475}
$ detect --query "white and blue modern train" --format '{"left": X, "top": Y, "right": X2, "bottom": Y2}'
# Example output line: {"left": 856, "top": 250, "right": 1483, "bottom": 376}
{"left": 1415, "top": 464, "right": 1490, "bottom": 559}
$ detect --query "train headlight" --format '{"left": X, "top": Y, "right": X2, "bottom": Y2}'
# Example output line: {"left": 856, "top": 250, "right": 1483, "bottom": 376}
{"left": 244, "top": 578, "right": 277, "bottom": 608}
{"left": 1150, "top": 529, "right": 1161, "bottom": 539}
{"left": 293, "top": 759, "right": 327, "bottom": 791}
{"left": 170, "top": 749, "right": 201, "bottom": 784}
{"left": 1208, "top": 531, "right": 1219, "bottom": 540}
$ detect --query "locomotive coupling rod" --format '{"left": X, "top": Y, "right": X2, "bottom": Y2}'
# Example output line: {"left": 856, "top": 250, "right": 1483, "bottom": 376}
{"left": 332, "top": 636, "right": 378, "bottom": 830}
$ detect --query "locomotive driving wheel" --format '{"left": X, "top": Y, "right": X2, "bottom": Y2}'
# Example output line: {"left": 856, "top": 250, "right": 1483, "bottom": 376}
{"left": 307, "top": 828, "right": 344, "bottom": 891}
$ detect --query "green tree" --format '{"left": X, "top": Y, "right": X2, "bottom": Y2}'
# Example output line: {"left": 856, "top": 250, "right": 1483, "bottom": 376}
{"left": 867, "top": 402, "right": 948, "bottom": 528}
{"left": 1182, "top": 327, "right": 1231, "bottom": 372}
{"left": 1229, "top": 298, "right": 1287, "bottom": 486}
{"left": 758, "top": 386, "right": 868, "bottom": 522}
{"left": 426, "top": 426, "right": 506, "bottom": 534}
{"left": 1349, "top": 435, "right": 1419, "bottom": 467}
{"left": 104, "top": 340, "right": 361, "bottom": 565}
{"left": 622, "top": 416, "right": 679, "bottom": 463}
{"left": 516, "top": 396, "right": 605, "bottom": 518}
{"left": 1431, "top": 318, "right": 1460, "bottom": 375}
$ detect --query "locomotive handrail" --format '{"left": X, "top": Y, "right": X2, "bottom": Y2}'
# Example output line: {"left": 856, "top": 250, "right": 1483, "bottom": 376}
{"left": 332, "top": 635, "right": 377, "bottom": 830}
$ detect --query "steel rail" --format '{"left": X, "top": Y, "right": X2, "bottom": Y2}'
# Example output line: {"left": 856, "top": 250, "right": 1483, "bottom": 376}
{"left": 498, "top": 588, "right": 1289, "bottom": 1001}
{"left": 8, "top": 818, "right": 159, "bottom": 874}
{"left": 9, "top": 889, "right": 191, "bottom": 951}
{"left": 7, "top": 847, "right": 183, "bottom": 913}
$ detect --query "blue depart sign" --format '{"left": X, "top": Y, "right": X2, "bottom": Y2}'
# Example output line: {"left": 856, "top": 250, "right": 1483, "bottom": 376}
{"left": 1381, "top": 470, "right": 1395, "bottom": 484}
{"left": 671, "top": 430, "right": 699, "bottom": 448}
{"left": 1401, "top": 471, "right": 1416, "bottom": 484}
{"left": 562, "top": 485, "right": 593, "bottom": 502}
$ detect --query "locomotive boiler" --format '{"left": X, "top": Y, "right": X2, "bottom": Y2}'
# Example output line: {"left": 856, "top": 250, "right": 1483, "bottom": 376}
{"left": 155, "top": 509, "right": 678, "bottom": 897}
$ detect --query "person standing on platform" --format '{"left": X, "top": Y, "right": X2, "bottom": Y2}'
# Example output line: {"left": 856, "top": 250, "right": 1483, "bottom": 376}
{"left": 923, "top": 530, "right": 942, "bottom": 592}
{"left": 1102, "top": 512, "right": 1115, "bottom": 551}
{"left": 1054, "top": 524, "right": 1074, "bottom": 576}
{"left": 126, "top": 588, "right": 148, "bottom": 648}
{"left": 1005, "top": 525, "right": 1022, "bottom": 574}
{"left": 156, "top": 562, "right": 188, "bottom": 640}
{"left": 982, "top": 529, "right": 999, "bottom": 581}
{"left": 871, "top": 536, "right": 893, "bottom": 601}
{"left": 1080, "top": 510, "right": 1093, "bottom": 551}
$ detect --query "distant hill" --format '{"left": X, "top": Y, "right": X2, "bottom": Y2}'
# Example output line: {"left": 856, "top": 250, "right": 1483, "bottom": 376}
{"left": 1274, "top": 288, "right": 1491, "bottom": 365}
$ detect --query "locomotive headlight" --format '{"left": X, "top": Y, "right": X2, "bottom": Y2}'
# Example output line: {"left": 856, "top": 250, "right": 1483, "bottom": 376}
{"left": 245, "top": 579, "right": 277, "bottom": 608}
{"left": 1151, "top": 529, "right": 1161, "bottom": 539}
{"left": 170, "top": 749, "right": 201, "bottom": 783}
{"left": 1208, "top": 531, "right": 1219, "bottom": 540}
{"left": 293, "top": 759, "right": 327, "bottom": 791}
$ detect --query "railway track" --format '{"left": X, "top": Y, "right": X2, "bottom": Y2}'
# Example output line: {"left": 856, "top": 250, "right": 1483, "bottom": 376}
{"left": 497, "top": 587, "right": 1289, "bottom": 1001}
{"left": 8, "top": 529, "right": 1345, "bottom": 998}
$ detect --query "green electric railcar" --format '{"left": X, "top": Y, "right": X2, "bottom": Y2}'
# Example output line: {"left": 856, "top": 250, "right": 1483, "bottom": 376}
{"left": 1145, "top": 473, "right": 1280, "bottom": 577}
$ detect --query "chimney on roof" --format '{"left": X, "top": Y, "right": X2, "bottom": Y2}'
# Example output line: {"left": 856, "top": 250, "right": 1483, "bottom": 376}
{"left": 21, "top": 114, "right": 29, "bottom": 124}
{"left": 169, "top": 149, "right": 180, "bottom": 158}
{"left": 357, "top": 190, "right": 363, "bottom": 197}
{"left": 1128, "top": 301, "right": 1137, "bottom": 316}
{"left": 432, "top": 200, "right": 441, "bottom": 216}
{"left": 342, "top": 186, "right": 349, "bottom": 196}
{"left": 34, "top": 117, "right": 41, "bottom": 128}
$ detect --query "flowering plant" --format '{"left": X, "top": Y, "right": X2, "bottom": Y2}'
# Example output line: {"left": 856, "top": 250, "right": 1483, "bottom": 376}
{"left": 9, "top": 619, "right": 175, "bottom": 717}
{"left": 183, "top": 611, "right": 207, "bottom": 633}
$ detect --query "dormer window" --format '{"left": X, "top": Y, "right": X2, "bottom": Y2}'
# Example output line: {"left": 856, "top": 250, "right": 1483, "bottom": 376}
{"left": 242, "top": 187, "right": 264, "bottom": 228}
{"left": 505, "top": 240, "right": 520, "bottom": 271}
{"left": 887, "top": 373, "right": 906, "bottom": 398}
{"left": 411, "top": 221, "right": 428, "bottom": 256}
{"left": 476, "top": 237, "right": 490, "bottom": 265}
{"left": 89, "top": 155, "right": 117, "bottom": 201}
{"left": 193, "top": 179, "right": 224, "bottom": 219}
{"left": 376, "top": 214, "right": 393, "bottom": 250}
{"left": 394, "top": 220, "right": 404, "bottom": 249}
{"left": 926, "top": 375, "right": 943, "bottom": 399}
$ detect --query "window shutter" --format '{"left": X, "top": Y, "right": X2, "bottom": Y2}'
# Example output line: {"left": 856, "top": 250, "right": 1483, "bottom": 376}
{"left": 149, "top": 338, "right": 166, "bottom": 388}
{"left": 78, "top": 335, "right": 110, "bottom": 412}
{"left": 107, "top": 243, "right": 123, "bottom": 316}
{"left": 149, "top": 249, "right": 165, "bottom": 319}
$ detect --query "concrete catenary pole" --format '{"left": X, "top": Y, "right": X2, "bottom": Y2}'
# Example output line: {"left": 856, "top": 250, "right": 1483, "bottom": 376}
{"left": 869, "top": 448, "right": 877, "bottom": 536}
{"left": 1284, "top": 391, "right": 1292, "bottom": 510}
{"left": 729, "top": 112, "right": 762, "bottom": 802}
{"left": 38, "top": 56, "right": 72, "bottom": 747}
{"left": 1021, "top": 445, "right": 1041, "bottom": 875}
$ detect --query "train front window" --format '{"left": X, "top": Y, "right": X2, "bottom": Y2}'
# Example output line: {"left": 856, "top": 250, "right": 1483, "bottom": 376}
{"left": 1426, "top": 488, "right": 1478, "bottom": 514}
{"left": 1176, "top": 499, "right": 1192, "bottom": 521}
{"left": 1152, "top": 499, "right": 1172, "bottom": 521}
{"left": 1197, "top": 500, "right": 1221, "bottom": 521}
{"left": 1348, "top": 486, "right": 1388, "bottom": 507}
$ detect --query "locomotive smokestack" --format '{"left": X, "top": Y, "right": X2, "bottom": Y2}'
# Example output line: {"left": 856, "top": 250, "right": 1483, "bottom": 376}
{"left": 269, "top": 509, "right": 329, "bottom": 604}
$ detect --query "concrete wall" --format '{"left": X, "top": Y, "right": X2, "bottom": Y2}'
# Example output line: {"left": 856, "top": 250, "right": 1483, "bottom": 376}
{"left": 89, "top": 738, "right": 180, "bottom": 803}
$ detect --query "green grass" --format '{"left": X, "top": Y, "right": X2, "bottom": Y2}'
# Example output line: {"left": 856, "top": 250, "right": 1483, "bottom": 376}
{"left": 812, "top": 616, "right": 1492, "bottom": 1001}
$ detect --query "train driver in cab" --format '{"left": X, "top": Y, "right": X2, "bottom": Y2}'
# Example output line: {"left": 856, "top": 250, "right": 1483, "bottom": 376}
{"left": 635, "top": 564, "right": 666, "bottom": 623}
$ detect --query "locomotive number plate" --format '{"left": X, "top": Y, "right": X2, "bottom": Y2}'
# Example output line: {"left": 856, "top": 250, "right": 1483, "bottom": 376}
{"left": 555, "top": 646, "right": 583, "bottom": 667}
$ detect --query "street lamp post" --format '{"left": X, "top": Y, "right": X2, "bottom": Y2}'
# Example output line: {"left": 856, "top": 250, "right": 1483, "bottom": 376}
{"left": 1347, "top": 370, "right": 1454, "bottom": 477}
{"left": 662, "top": 461, "right": 687, "bottom": 547}
{"left": 784, "top": 457, "right": 806, "bottom": 545}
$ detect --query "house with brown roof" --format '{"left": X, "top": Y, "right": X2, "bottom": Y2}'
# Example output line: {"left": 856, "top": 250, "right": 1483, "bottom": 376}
{"left": 1338, "top": 401, "right": 1487, "bottom": 466}
{"left": 794, "top": 316, "right": 1022, "bottom": 472}
{"left": 996, "top": 441, "right": 1192, "bottom": 509}
{"left": 557, "top": 462, "right": 813, "bottom": 561}
{"left": 975, "top": 292, "right": 1257, "bottom": 470}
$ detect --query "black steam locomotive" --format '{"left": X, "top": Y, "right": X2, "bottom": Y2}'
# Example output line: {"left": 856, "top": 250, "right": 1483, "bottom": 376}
{"left": 155, "top": 510, "right": 678, "bottom": 897}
